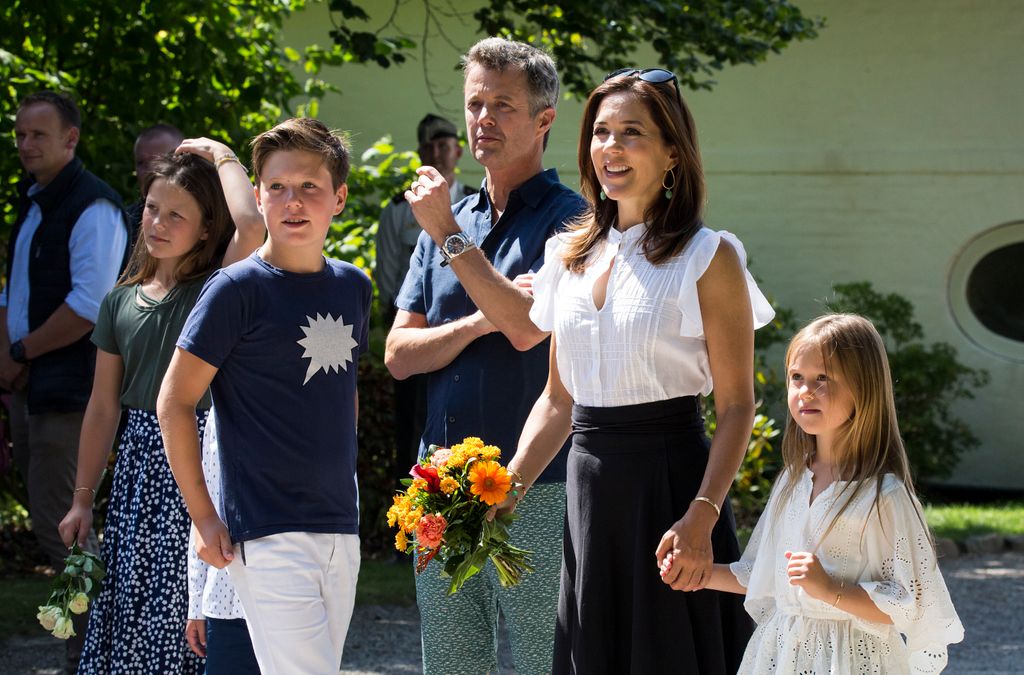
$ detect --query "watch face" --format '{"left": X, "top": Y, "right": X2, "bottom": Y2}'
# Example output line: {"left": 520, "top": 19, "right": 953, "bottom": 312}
{"left": 446, "top": 237, "right": 467, "bottom": 256}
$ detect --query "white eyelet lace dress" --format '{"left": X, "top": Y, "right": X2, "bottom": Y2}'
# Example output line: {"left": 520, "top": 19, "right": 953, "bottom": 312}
{"left": 729, "top": 468, "right": 965, "bottom": 674}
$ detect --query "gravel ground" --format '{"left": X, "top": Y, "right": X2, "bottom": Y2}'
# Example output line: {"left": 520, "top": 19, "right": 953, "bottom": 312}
{"left": 2, "top": 552, "right": 1021, "bottom": 674}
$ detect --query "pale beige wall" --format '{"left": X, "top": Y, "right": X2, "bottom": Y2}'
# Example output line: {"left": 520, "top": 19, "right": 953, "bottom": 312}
{"left": 285, "top": 0, "right": 1024, "bottom": 488}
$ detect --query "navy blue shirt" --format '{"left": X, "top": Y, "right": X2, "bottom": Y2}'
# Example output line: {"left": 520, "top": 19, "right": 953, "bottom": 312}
{"left": 178, "top": 253, "right": 371, "bottom": 543}
{"left": 396, "top": 169, "right": 585, "bottom": 483}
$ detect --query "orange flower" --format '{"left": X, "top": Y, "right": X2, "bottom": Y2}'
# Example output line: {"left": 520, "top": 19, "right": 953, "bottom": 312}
{"left": 440, "top": 476, "right": 459, "bottom": 494}
{"left": 468, "top": 461, "right": 511, "bottom": 505}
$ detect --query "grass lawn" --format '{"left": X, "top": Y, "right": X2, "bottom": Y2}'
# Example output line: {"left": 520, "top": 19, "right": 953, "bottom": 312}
{"left": 1, "top": 575, "right": 53, "bottom": 638}
{"left": 923, "top": 501, "right": 1024, "bottom": 541}
{"left": 0, "top": 559, "right": 416, "bottom": 639}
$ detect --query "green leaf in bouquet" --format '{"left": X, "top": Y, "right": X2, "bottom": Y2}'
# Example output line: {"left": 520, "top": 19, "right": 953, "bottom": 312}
{"left": 399, "top": 478, "right": 413, "bottom": 486}
{"left": 63, "top": 564, "right": 80, "bottom": 576}
{"left": 83, "top": 558, "right": 93, "bottom": 573}
{"left": 83, "top": 578, "right": 93, "bottom": 594}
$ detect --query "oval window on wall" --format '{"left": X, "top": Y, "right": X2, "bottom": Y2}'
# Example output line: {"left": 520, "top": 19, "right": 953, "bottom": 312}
{"left": 948, "top": 221, "right": 1024, "bottom": 362}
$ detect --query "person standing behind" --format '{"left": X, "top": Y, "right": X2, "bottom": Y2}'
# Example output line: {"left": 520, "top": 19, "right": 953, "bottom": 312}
{"left": 58, "top": 141, "right": 263, "bottom": 673}
{"left": 160, "top": 118, "right": 372, "bottom": 675}
{"left": 376, "top": 113, "right": 475, "bottom": 474}
{"left": 385, "top": 37, "right": 585, "bottom": 675}
{"left": 126, "top": 124, "right": 185, "bottom": 247}
{"left": 185, "top": 413, "right": 260, "bottom": 675}
{"left": 0, "top": 91, "right": 127, "bottom": 672}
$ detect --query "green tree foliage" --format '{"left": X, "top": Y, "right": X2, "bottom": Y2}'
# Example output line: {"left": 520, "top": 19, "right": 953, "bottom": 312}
{"left": 334, "top": 0, "right": 823, "bottom": 99}
{"left": 476, "top": 0, "right": 823, "bottom": 97}
{"left": 0, "top": 0, "right": 402, "bottom": 234}
{"left": 826, "top": 282, "right": 990, "bottom": 482}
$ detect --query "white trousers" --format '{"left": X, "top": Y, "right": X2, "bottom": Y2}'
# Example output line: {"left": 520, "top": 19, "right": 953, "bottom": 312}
{"left": 227, "top": 532, "right": 360, "bottom": 674}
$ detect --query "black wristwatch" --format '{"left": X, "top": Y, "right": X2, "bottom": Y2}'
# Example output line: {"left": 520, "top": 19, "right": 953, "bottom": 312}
{"left": 439, "top": 232, "right": 477, "bottom": 267}
{"left": 9, "top": 339, "right": 29, "bottom": 364}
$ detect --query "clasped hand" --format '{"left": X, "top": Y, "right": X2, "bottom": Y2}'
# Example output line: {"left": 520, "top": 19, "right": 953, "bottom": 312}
{"left": 655, "top": 506, "right": 715, "bottom": 592}
{"left": 785, "top": 550, "right": 840, "bottom": 601}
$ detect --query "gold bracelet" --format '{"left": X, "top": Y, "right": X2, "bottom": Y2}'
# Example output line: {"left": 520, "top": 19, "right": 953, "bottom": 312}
{"left": 214, "top": 154, "right": 240, "bottom": 169}
{"left": 73, "top": 486, "right": 96, "bottom": 497}
{"left": 832, "top": 581, "right": 845, "bottom": 607}
{"left": 691, "top": 496, "right": 721, "bottom": 518}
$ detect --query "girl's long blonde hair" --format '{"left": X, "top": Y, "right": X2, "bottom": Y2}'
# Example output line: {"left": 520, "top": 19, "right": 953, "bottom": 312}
{"left": 774, "top": 314, "right": 928, "bottom": 548}
{"left": 120, "top": 153, "right": 233, "bottom": 286}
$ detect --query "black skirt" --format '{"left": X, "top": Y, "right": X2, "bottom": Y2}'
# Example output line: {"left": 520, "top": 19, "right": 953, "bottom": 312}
{"left": 554, "top": 397, "right": 753, "bottom": 675}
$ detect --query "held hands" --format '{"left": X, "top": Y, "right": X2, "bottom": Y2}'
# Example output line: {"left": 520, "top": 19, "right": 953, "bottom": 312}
{"left": 185, "top": 619, "right": 207, "bottom": 658}
{"left": 405, "top": 167, "right": 460, "bottom": 244}
{"left": 194, "top": 515, "right": 234, "bottom": 569}
{"left": 785, "top": 550, "right": 840, "bottom": 602}
{"left": 656, "top": 503, "right": 717, "bottom": 591}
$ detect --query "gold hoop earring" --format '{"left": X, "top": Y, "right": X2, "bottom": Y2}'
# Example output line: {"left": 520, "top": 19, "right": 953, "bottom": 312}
{"left": 662, "top": 169, "right": 676, "bottom": 200}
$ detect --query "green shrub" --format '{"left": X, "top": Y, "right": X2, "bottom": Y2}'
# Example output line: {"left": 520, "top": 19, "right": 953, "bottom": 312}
{"left": 825, "top": 282, "right": 989, "bottom": 482}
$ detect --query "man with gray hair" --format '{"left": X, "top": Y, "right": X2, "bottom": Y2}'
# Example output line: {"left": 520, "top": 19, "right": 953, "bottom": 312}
{"left": 386, "top": 37, "right": 584, "bottom": 674}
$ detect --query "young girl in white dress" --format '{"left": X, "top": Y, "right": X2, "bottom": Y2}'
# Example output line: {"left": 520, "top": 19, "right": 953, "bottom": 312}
{"left": 688, "top": 313, "right": 964, "bottom": 674}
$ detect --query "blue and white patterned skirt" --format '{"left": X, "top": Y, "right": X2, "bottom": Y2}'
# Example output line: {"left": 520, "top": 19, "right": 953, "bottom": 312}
{"left": 79, "top": 408, "right": 208, "bottom": 674}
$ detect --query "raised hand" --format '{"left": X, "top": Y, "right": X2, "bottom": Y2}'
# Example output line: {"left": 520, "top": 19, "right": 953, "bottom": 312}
{"left": 405, "top": 166, "right": 461, "bottom": 245}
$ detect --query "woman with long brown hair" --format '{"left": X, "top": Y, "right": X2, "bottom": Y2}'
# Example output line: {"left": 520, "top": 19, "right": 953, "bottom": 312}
{"left": 58, "top": 142, "right": 263, "bottom": 673}
{"left": 494, "top": 70, "right": 775, "bottom": 671}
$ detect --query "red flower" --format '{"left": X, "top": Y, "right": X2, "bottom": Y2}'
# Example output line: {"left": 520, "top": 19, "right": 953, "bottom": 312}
{"left": 410, "top": 464, "right": 441, "bottom": 493}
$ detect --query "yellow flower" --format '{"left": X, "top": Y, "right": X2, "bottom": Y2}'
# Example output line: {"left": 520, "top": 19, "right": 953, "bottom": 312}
{"left": 395, "top": 529, "right": 408, "bottom": 551}
{"left": 386, "top": 494, "right": 411, "bottom": 528}
{"left": 468, "top": 461, "right": 511, "bottom": 506}
{"left": 481, "top": 445, "right": 501, "bottom": 461}
{"left": 447, "top": 446, "right": 468, "bottom": 469}
{"left": 403, "top": 507, "right": 423, "bottom": 534}
{"left": 462, "top": 437, "right": 485, "bottom": 449}
{"left": 440, "top": 476, "right": 459, "bottom": 495}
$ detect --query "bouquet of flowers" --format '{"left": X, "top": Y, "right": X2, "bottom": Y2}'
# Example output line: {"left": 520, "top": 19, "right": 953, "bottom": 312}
{"left": 36, "top": 543, "right": 105, "bottom": 639}
{"left": 387, "top": 437, "right": 533, "bottom": 595}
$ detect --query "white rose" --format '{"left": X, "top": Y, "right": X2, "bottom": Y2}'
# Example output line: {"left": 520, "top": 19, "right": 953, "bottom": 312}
{"left": 36, "top": 605, "right": 61, "bottom": 631}
{"left": 52, "top": 616, "right": 76, "bottom": 640}
{"left": 68, "top": 592, "right": 89, "bottom": 615}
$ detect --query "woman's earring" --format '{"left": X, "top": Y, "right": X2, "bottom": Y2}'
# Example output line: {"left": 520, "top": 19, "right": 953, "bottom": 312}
{"left": 599, "top": 190, "right": 607, "bottom": 201}
{"left": 662, "top": 169, "right": 676, "bottom": 200}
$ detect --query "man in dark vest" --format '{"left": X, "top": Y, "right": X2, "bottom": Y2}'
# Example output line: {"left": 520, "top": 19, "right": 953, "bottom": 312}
{"left": 0, "top": 91, "right": 127, "bottom": 670}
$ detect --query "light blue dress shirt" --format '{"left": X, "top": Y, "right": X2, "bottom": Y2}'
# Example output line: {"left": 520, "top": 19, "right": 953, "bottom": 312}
{"left": 0, "top": 182, "right": 127, "bottom": 342}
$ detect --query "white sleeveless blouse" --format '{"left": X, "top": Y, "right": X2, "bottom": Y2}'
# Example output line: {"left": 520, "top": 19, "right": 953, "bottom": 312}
{"left": 529, "top": 225, "right": 775, "bottom": 407}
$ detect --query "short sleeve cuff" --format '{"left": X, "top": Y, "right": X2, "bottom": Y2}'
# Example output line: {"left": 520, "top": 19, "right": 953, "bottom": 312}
{"left": 528, "top": 234, "right": 568, "bottom": 332}
{"left": 65, "top": 292, "right": 103, "bottom": 324}
{"left": 676, "top": 229, "right": 775, "bottom": 338}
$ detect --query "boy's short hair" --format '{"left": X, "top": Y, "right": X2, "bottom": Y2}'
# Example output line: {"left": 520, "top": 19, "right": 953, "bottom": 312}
{"left": 250, "top": 118, "right": 350, "bottom": 190}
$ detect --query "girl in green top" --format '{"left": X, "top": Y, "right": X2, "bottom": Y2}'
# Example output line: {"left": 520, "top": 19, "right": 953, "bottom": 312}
{"left": 58, "top": 142, "right": 264, "bottom": 673}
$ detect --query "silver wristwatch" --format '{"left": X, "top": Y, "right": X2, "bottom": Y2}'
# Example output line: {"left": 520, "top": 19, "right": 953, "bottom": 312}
{"left": 439, "top": 232, "right": 477, "bottom": 266}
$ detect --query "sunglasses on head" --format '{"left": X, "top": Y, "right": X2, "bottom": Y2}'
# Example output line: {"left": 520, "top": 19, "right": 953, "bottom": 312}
{"left": 604, "top": 68, "right": 683, "bottom": 107}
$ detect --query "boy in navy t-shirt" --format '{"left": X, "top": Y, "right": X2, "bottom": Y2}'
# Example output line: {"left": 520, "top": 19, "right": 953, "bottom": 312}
{"left": 159, "top": 118, "right": 371, "bottom": 674}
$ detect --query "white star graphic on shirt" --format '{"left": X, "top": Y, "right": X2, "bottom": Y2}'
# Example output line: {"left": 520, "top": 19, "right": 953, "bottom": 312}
{"left": 297, "top": 312, "right": 357, "bottom": 385}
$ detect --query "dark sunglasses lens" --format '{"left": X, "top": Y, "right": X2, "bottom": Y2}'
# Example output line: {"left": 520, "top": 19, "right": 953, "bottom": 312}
{"left": 604, "top": 68, "right": 638, "bottom": 81}
{"left": 638, "top": 69, "right": 675, "bottom": 84}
